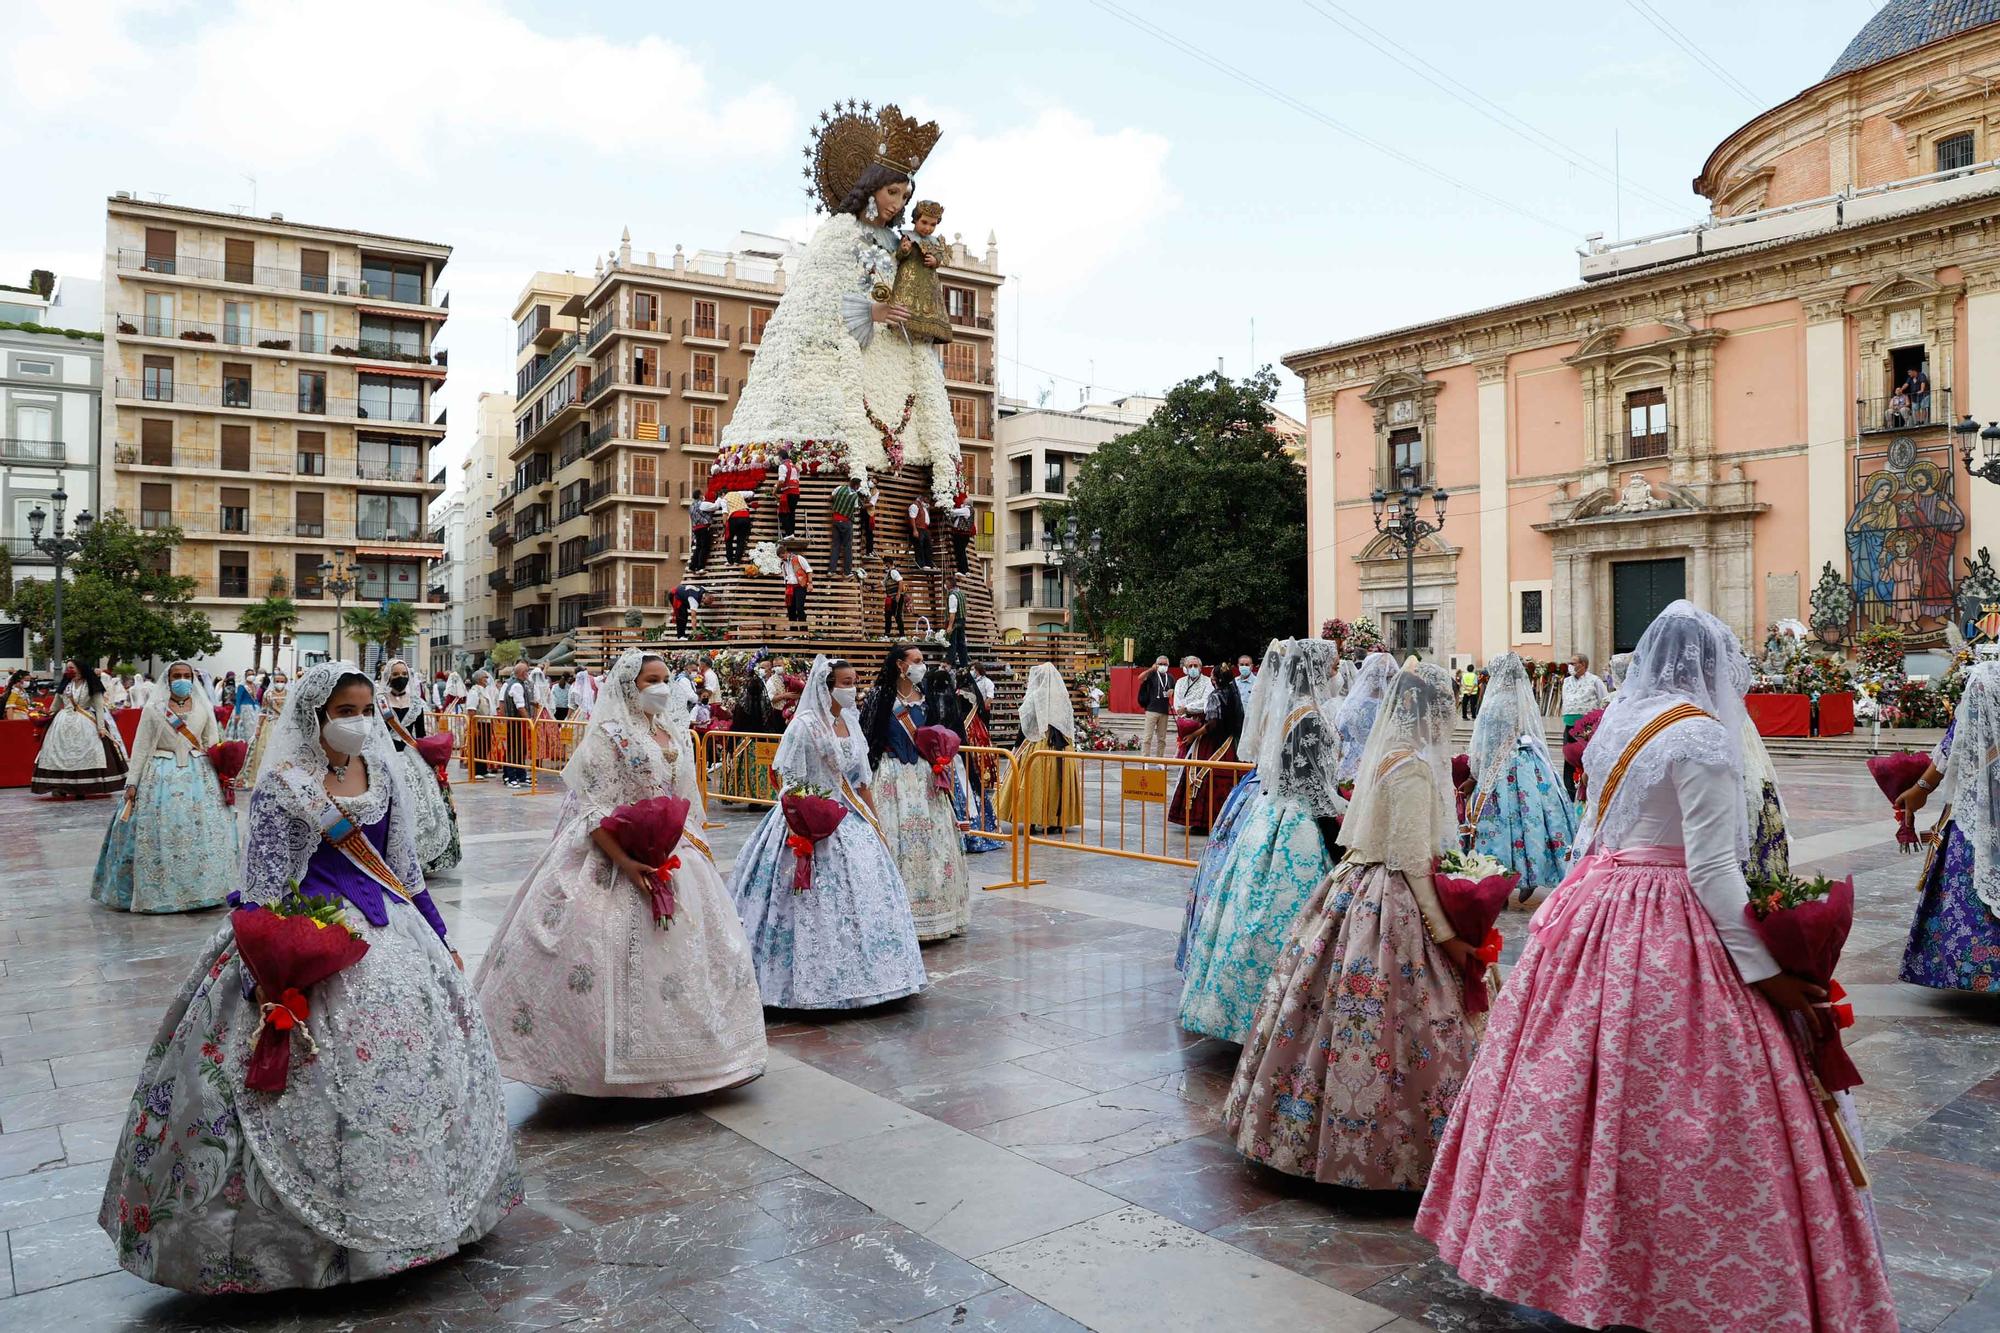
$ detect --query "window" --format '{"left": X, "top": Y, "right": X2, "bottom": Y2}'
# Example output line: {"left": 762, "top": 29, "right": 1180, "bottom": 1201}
{"left": 1014, "top": 569, "right": 1033, "bottom": 608}
{"left": 632, "top": 510, "right": 657, "bottom": 551}
{"left": 633, "top": 345, "right": 659, "bottom": 387}
{"left": 358, "top": 435, "right": 419, "bottom": 480}
{"left": 143, "top": 291, "right": 174, "bottom": 338}
{"left": 140, "top": 484, "right": 173, "bottom": 530}
{"left": 143, "top": 227, "right": 177, "bottom": 274}
{"left": 142, "top": 355, "right": 175, "bottom": 401}
{"left": 1387, "top": 612, "right": 1432, "bottom": 655}
{"left": 297, "top": 370, "right": 326, "bottom": 414}
{"left": 294, "top": 554, "right": 325, "bottom": 598}
{"left": 361, "top": 257, "right": 423, "bottom": 304}
{"left": 691, "top": 299, "right": 717, "bottom": 339}
{"left": 296, "top": 429, "right": 326, "bottom": 475}
{"left": 945, "top": 286, "right": 975, "bottom": 322}
{"left": 358, "top": 316, "right": 421, "bottom": 358}
{"left": 630, "top": 564, "right": 657, "bottom": 607}
{"left": 950, "top": 395, "right": 976, "bottom": 437}
{"left": 1937, "top": 132, "right": 1976, "bottom": 173}
{"left": 748, "top": 307, "right": 770, "bottom": 344}
{"left": 224, "top": 238, "right": 255, "bottom": 285}
{"left": 13, "top": 358, "right": 52, "bottom": 377}
{"left": 220, "top": 486, "right": 249, "bottom": 533}
{"left": 222, "top": 301, "right": 251, "bottom": 346}
{"left": 1520, "top": 589, "right": 1544, "bottom": 636}
{"left": 298, "top": 310, "right": 327, "bottom": 355}
{"left": 356, "top": 492, "right": 421, "bottom": 541}
{"left": 516, "top": 305, "right": 549, "bottom": 351}
{"left": 690, "top": 351, "right": 716, "bottom": 391}
{"left": 1041, "top": 571, "right": 1065, "bottom": 609}
{"left": 140, "top": 418, "right": 173, "bottom": 466}
{"left": 299, "top": 249, "right": 330, "bottom": 294}
{"left": 220, "top": 424, "right": 251, "bottom": 471}
{"left": 689, "top": 405, "right": 716, "bottom": 447}
{"left": 943, "top": 343, "right": 977, "bottom": 382}
{"left": 1043, "top": 457, "right": 1065, "bottom": 493}
{"left": 218, "top": 551, "right": 251, "bottom": 598}
{"left": 355, "top": 559, "right": 423, "bottom": 601}
{"left": 222, "top": 361, "right": 252, "bottom": 409}
{"left": 631, "top": 399, "right": 658, "bottom": 441}
{"left": 1388, "top": 426, "right": 1424, "bottom": 482}
{"left": 11, "top": 404, "right": 53, "bottom": 448}
{"left": 632, "top": 291, "right": 659, "bottom": 332}
{"left": 358, "top": 374, "right": 419, "bottom": 422}
{"left": 295, "top": 491, "right": 324, "bottom": 537}
{"left": 1625, "top": 387, "right": 1668, "bottom": 459}
{"left": 632, "top": 454, "right": 659, "bottom": 496}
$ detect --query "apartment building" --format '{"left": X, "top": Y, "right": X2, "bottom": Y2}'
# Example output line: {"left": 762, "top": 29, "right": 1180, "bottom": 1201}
{"left": 102, "top": 196, "right": 450, "bottom": 670}
{"left": 487, "top": 227, "right": 1005, "bottom": 647}
{"left": 424, "top": 487, "right": 467, "bottom": 674}
{"left": 458, "top": 390, "right": 513, "bottom": 665}
{"left": 0, "top": 270, "right": 104, "bottom": 668}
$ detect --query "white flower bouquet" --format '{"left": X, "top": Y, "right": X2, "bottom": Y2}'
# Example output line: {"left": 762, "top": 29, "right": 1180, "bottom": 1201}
{"left": 746, "top": 542, "right": 783, "bottom": 577}
{"left": 1438, "top": 848, "right": 1509, "bottom": 881}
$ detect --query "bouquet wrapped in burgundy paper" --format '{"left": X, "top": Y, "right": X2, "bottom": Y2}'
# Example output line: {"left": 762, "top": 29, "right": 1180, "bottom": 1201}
{"left": 1174, "top": 715, "right": 1205, "bottom": 750}
{"left": 228, "top": 890, "right": 370, "bottom": 1093}
{"left": 781, "top": 783, "right": 848, "bottom": 892}
{"left": 413, "top": 730, "right": 455, "bottom": 778}
{"left": 206, "top": 740, "right": 248, "bottom": 806}
{"left": 1744, "top": 870, "right": 1868, "bottom": 1185}
{"left": 913, "top": 724, "right": 961, "bottom": 796}
{"left": 1562, "top": 708, "right": 1604, "bottom": 774}
{"left": 1865, "top": 751, "right": 1930, "bottom": 853}
{"left": 598, "top": 794, "right": 690, "bottom": 929}
{"left": 1431, "top": 849, "right": 1516, "bottom": 1014}
{"left": 1451, "top": 753, "right": 1473, "bottom": 824}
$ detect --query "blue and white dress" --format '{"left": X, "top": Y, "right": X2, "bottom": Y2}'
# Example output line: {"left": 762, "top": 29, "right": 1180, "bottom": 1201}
{"left": 872, "top": 697, "right": 972, "bottom": 941}
{"left": 730, "top": 723, "right": 928, "bottom": 1009}
{"left": 222, "top": 685, "right": 260, "bottom": 742}
{"left": 1176, "top": 771, "right": 1261, "bottom": 971}
{"left": 92, "top": 699, "right": 240, "bottom": 914}
{"left": 1468, "top": 734, "right": 1576, "bottom": 894}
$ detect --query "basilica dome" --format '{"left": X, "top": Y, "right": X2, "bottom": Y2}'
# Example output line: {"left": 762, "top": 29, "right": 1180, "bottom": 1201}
{"left": 1827, "top": 0, "right": 2000, "bottom": 78}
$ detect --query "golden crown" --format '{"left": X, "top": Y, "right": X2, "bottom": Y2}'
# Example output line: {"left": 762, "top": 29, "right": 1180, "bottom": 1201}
{"left": 804, "top": 100, "right": 943, "bottom": 214}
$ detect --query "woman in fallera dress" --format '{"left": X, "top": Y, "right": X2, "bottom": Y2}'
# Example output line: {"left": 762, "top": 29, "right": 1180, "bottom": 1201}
{"left": 929, "top": 668, "right": 1004, "bottom": 854}
{"left": 376, "top": 658, "right": 462, "bottom": 876}
{"left": 731, "top": 656, "right": 927, "bottom": 1009}
{"left": 475, "top": 650, "right": 767, "bottom": 1096}
{"left": 863, "top": 644, "right": 971, "bottom": 942}
{"left": 1178, "top": 640, "right": 1288, "bottom": 971}
{"left": 1226, "top": 661, "right": 1482, "bottom": 1189}
{"left": 1168, "top": 661, "right": 1245, "bottom": 835}
{"left": 242, "top": 669, "right": 288, "bottom": 785}
{"left": 31, "top": 660, "right": 129, "bottom": 798}
{"left": 98, "top": 662, "right": 520, "bottom": 1294}
{"left": 1417, "top": 602, "right": 1896, "bottom": 1332}
{"left": 222, "top": 679, "right": 260, "bottom": 742}
{"left": 995, "top": 661, "right": 1085, "bottom": 833}
{"left": 1893, "top": 660, "right": 2000, "bottom": 992}
{"left": 92, "top": 661, "right": 239, "bottom": 914}
{"left": 1179, "top": 638, "right": 1347, "bottom": 1044}
{"left": 1463, "top": 653, "right": 1574, "bottom": 897}
{"left": 1331, "top": 651, "right": 1396, "bottom": 784}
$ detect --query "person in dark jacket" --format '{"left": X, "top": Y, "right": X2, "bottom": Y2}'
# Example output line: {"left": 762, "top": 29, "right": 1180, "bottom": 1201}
{"left": 1138, "top": 655, "right": 1174, "bottom": 759}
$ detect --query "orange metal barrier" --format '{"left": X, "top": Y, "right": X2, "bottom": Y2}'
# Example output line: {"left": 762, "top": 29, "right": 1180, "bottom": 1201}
{"left": 435, "top": 713, "right": 585, "bottom": 793}
{"left": 1010, "top": 747, "right": 1254, "bottom": 887}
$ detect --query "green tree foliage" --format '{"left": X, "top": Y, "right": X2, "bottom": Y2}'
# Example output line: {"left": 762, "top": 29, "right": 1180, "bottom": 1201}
{"left": 1047, "top": 367, "right": 1306, "bottom": 663}
{"left": 237, "top": 576, "right": 301, "bottom": 673}
{"left": 377, "top": 601, "right": 418, "bottom": 659}
{"left": 2, "top": 513, "right": 218, "bottom": 665}
{"left": 491, "top": 639, "right": 524, "bottom": 669}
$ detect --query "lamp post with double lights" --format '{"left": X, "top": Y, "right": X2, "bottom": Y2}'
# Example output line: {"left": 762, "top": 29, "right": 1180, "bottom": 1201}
{"left": 1953, "top": 413, "right": 2000, "bottom": 487}
{"left": 26, "top": 487, "right": 93, "bottom": 673}
{"left": 319, "top": 554, "right": 356, "bottom": 663}
{"left": 1369, "top": 460, "right": 1449, "bottom": 659}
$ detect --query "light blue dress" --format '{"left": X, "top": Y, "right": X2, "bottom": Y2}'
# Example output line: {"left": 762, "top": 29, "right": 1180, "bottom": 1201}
{"left": 1179, "top": 709, "right": 1338, "bottom": 1043}
{"left": 1469, "top": 736, "right": 1577, "bottom": 893}
{"left": 1176, "top": 772, "right": 1261, "bottom": 971}
{"left": 222, "top": 686, "right": 260, "bottom": 741}
{"left": 730, "top": 722, "right": 927, "bottom": 1009}
{"left": 1333, "top": 698, "right": 1381, "bottom": 783}
{"left": 92, "top": 702, "right": 241, "bottom": 913}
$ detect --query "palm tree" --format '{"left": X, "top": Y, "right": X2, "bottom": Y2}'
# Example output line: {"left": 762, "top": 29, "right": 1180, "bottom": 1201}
{"left": 378, "top": 600, "right": 419, "bottom": 662}
{"left": 237, "top": 576, "right": 302, "bottom": 672}
{"left": 343, "top": 606, "right": 386, "bottom": 667}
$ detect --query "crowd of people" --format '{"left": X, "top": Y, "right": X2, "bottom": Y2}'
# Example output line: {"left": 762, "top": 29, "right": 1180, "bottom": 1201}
{"left": 38, "top": 604, "right": 1975, "bottom": 1328}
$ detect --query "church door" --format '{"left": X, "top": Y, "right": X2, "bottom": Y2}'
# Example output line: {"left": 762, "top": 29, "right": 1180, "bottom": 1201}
{"left": 1611, "top": 558, "right": 1686, "bottom": 654}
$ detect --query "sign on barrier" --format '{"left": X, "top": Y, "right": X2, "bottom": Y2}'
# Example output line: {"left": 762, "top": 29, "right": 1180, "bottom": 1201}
{"left": 1120, "top": 769, "right": 1167, "bottom": 802}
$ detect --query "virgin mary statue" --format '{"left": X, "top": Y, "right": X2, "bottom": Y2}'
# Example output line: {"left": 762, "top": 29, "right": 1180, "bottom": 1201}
{"left": 718, "top": 101, "right": 963, "bottom": 502}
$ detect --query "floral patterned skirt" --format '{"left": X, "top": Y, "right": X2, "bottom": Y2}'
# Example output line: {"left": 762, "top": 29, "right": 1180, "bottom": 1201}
{"left": 1177, "top": 773, "right": 1262, "bottom": 971}
{"left": 90, "top": 756, "right": 239, "bottom": 914}
{"left": 396, "top": 746, "right": 459, "bottom": 874}
{"left": 1224, "top": 860, "right": 1481, "bottom": 1190}
{"left": 1415, "top": 850, "right": 1897, "bottom": 1332}
{"left": 874, "top": 757, "right": 971, "bottom": 941}
{"left": 1469, "top": 749, "right": 1575, "bottom": 894}
{"left": 99, "top": 908, "right": 521, "bottom": 1294}
{"left": 1900, "top": 820, "right": 2000, "bottom": 991}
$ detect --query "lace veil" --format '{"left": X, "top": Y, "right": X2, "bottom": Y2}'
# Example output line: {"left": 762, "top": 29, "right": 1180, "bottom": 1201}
{"left": 1018, "top": 663, "right": 1075, "bottom": 744}
{"left": 1470, "top": 652, "right": 1550, "bottom": 779}
{"left": 1941, "top": 661, "right": 2000, "bottom": 916}
{"left": 1334, "top": 651, "right": 1397, "bottom": 739}
{"left": 130, "top": 659, "right": 217, "bottom": 759}
{"left": 244, "top": 660, "right": 425, "bottom": 906}
{"left": 1609, "top": 652, "right": 1635, "bottom": 690}
{"left": 772, "top": 655, "right": 849, "bottom": 790}
{"left": 1239, "top": 639, "right": 1289, "bottom": 772}
{"left": 1338, "top": 661, "right": 1459, "bottom": 871}
{"left": 561, "top": 649, "right": 692, "bottom": 812}
{"left": 1257, "top": 638, "right": 1345, "bottom": 818}
{"left": 1576, "top": 600, "right": 1749, "bottom": 858}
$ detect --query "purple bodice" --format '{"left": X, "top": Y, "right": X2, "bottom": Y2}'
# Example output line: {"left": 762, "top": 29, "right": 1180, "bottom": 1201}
{"left": 298, "top": 797, "right": 449, "bottom": 943}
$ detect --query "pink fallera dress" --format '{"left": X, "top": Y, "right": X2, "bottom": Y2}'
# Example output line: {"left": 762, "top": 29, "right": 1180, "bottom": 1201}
{"left": 1415, "top": 721, "right": 1898, "bottom": 1332}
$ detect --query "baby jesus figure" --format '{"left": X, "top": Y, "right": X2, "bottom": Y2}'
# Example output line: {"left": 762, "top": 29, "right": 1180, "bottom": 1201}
{"left": 890, "top": 200, "right": 954, "bottom": 345}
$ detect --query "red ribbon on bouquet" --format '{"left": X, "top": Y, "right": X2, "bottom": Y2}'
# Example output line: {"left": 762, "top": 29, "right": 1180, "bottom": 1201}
{"left": 781, "top": 791, "right": 848, "bottom": 892}
{"left": 599, "top": 795, "right": 690, "bottom": 928}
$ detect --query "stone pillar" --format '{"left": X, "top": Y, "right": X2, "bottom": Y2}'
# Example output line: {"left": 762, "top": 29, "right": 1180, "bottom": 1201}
{"left": 1306, "top": 385, "right": 1339, "bottom": 629}
{"left": 1966, "top": 271, "right": 2000, "bottom": 551}
{"left": 1476, "top": 360, "right": 1509, "bottom": 659}
{"left": 1803, "top": 303, "right": 1849, "bottom": 588}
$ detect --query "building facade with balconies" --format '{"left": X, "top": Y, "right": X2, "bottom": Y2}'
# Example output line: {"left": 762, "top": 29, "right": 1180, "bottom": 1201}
{"left": 499, "top": 273, "right": 593, "bottom": 658}
{"left": 458, "top": 390, "right": 514, "bottom": 667}
{"left": 994, "top": 397, "right": 1162, "bottom": 638}
{"left": 102, "top": 196, "right": 450, "bottom": 671}
{"left": 0, "top": 270, "right": 104, "bottom": 669}
{"left": 1292, "top": 2, "right": 2000, "bottom": 667}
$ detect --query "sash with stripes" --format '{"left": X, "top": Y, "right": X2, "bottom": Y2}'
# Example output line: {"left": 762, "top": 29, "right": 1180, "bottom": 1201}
{"left": 381, "top": 705, "right": 423, "bottom": 750}
{"left": 1589, "top": 703, "right": 1712, "bottom": 820}
{"left": 163, "top": 705, "right": 203, "bottom": 750}
{"left": 315, "top": 799, "right": 414, "bottom": 904}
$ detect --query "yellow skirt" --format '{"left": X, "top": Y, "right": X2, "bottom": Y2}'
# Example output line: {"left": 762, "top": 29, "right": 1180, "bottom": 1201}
{"left": 996, "top": 738, "right": 1085, "bottom": 831}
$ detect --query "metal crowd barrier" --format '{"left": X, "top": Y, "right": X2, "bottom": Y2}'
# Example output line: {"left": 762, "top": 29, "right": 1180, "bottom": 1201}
{"left": 1012, "top": 747, "right": 1256, "bottom": 886}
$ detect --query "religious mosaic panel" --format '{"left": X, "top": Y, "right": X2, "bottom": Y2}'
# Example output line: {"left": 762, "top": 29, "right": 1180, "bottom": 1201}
{"left": 1845, "top": 433, "right": 1964, "bottom": 644}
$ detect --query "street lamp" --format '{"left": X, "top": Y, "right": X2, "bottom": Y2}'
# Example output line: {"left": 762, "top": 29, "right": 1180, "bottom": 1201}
{"left": 1369, "top": 460, "right": 1449, "bottom": 659}
{"left": 319, "top": 554, "right": 356, "bottom": 662}
{"left": 1954, "top": 413, "right": 2000, "bottom": 486}
{"left": 26, "top": 487, "right": 94, "bottom": 673}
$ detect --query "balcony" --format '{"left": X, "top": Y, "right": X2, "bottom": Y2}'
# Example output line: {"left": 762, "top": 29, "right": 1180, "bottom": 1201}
{"left": 586, "top": 535, "right": 612, "bottom": 558}
{"left": 120, "top": 249, "right": 359, "bottom": 296}
{"left": 944, "top": 363, "right": 997, "bottom": 387}
{"left": 488, "top": 521, "right": 512, "bottom": 546}
{"left": 586, "top": 422, "right": 616, "bottom": 456}
{"left": 1858, "top": 387, "right": 1952, "bottom": 437}
{"left": 740, "top": 324, "right": 766, "bottom": 349}
{"left": 580, "top": 372, "right": 614, "bottom": 406}
{"left": 513, "top": 566, "right": 551, "bottom": 590}
{"left": 357, "top": 462, "right": 428, "bottom": 484}
{"left": 947, "top": 308, "right": 995, "bottom": 332}
{"left": 0, "top": 437, "right": 65, "bottom": 465}
{"left": 115, "top": 312, "right": 371, "bottom": 358}
{"left": 487, "top": 569, "right": 512, "bottom": 591}
{"left": 487, "top": 618, "right": 507, "bottom": 639}
{"left": 1007, "top": 587, "right": 1069, "bottom": 611}
{"left": 511, "top": 612, "right": 550, "bottom": 638}
{"left": 115, "top": 379, "right": 436, "bottom": 428}
{"left": 518, "top": 334, "right": 580, "bottom": 398}
{"left": 680, "top": 426, "right": 717, "bottom": 449}
{"left": 682, "top": 318, "right": 730, "bottom": 343}
{"left": 586, "top": 480, "right": 614, "bottom": 508}
{"left": 681, "top": 371, "right": 730, "bottom": 398}
{"left": 586, "top": 315, "right": 615, "bottom": 352}
{"left": 355, "top": 520, "right": 425, "bottom": 543}
{"left": 1369, "top": 464, "right": 1436, "bottom": 493}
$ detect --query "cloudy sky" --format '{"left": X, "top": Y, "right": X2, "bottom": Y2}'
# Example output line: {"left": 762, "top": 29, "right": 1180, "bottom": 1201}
{"left": 1, "top": 0, "right": 1860, "bottom": 473}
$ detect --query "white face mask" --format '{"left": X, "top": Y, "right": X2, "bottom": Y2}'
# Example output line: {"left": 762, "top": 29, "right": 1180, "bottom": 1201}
{"left": 637, "top": 683, "right": 674, "bottom": 715}
{"left": 321, "top": 715, "right": 372, "bottom": 757}
{"left": 906, "top": 663, "right": 927, "bottom": 686}
{"left": 831, "top": 685, "right": 858, "bottom": 711}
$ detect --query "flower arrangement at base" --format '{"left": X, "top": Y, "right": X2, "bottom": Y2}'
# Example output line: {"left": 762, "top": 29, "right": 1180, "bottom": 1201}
{"left": 227, "top": 889, "right": 370, "bottom": 1093}
{"left": 1431, "top": 849, "right": 1516, "bottom": 1014}
{"left": 206, "top": 740, "right": 248, "bottom": 806}
{"left": 1321, "top": 618, "right": 1349, "bottom": 643}
{"left": 780, "top": 781, "right": 847, "bottom": 891}
{"left": 598, "top": 794, "right": 692, "bottom": 929}
{"left": 1344, "top": 616, "right": 1384, "bottom": 657}
{"left": 746, "top": 542, "right": 783, "bottom": 577}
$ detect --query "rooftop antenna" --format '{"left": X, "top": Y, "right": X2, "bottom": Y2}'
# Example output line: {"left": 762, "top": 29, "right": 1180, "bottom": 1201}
{"left": 242, "top": 174, "right": 257, "bottom": 217}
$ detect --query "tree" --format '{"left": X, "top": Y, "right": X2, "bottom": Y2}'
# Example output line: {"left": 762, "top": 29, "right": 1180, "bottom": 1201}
{"left": 2, "top": 513, "right": 218, "bottom": 666}
{"left": 377, "top": 601, "right": 418, "bottom": 660}
{"left": 492, "top": 639, "right": 524, "bottom": 669}
{"left": 237, "top": 575, "right": 300, "bottom": 673}
{"left": 1048, "top": 367, "right": 1306, "bottom": 663}
{"left": 342, "top": 606, "right": 385, "bottom": 667}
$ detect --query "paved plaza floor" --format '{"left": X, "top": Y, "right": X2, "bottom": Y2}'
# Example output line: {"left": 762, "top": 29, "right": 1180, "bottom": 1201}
{"left": 0, "top": 753, "right": 1992, "bottom": 1331}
